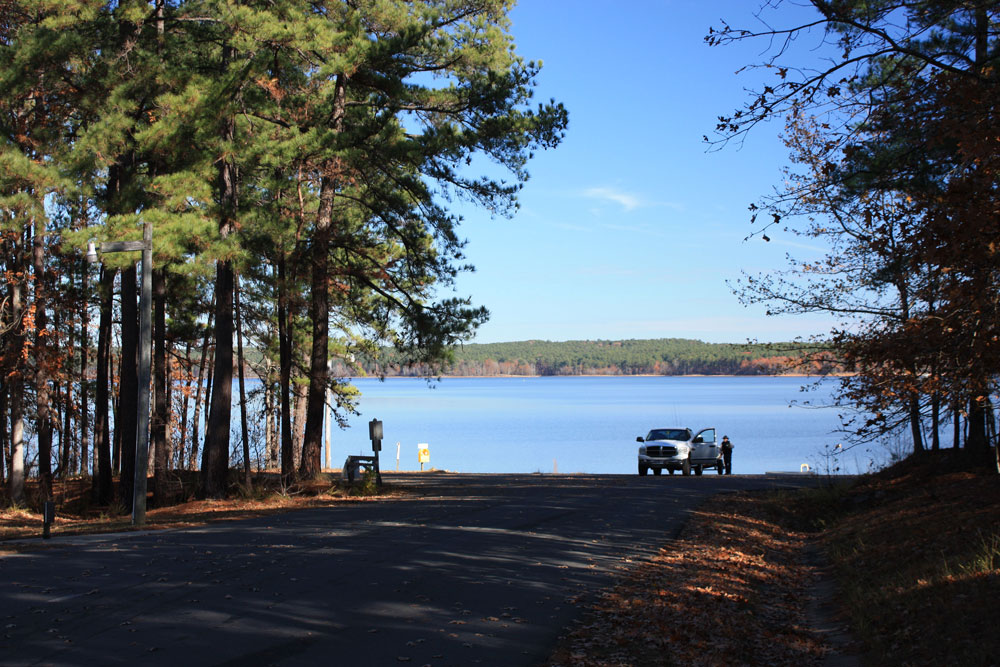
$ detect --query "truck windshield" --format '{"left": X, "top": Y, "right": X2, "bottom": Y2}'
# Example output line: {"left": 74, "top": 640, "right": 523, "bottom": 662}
{"left": 647, "top": 429, "right": 690, "bottom": 441}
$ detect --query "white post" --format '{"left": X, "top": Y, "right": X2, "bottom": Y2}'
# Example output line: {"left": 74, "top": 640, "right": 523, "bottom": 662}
{"left": 324, "top": 386, "right": 332, "bottom": 470}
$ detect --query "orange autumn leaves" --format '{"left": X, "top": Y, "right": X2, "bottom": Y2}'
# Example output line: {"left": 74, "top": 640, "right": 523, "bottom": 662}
{"left": 548, "top": 493, "right": 828, "bottom": 667}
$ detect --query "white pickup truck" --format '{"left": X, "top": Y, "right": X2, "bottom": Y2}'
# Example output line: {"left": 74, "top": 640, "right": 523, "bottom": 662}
{"left": 636, "top": 427, "right": 723, "bottom": 476}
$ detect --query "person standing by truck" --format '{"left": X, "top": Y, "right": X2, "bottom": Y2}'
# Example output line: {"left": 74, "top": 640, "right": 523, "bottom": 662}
{"left": 721, "top": 435, "right": 734, "bottom": 475}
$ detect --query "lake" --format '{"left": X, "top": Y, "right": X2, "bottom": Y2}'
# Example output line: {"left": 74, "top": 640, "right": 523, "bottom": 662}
{"left": 329, "top": 375, "right": 869, "bottom": 475}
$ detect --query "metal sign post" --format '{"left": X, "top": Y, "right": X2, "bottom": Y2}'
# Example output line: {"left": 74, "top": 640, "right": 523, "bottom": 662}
{"left": 368, "top": 419, "right": 383, "bottom": 485}
{"left": 42, "top": 501, "right": 55, "bottom": 539}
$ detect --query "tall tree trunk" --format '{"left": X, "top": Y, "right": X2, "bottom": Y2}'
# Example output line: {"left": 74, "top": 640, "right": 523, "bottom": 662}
{"left": 0, "top": 387, "right": 7, "bottom": 486}
{"left": 301, "top": 175, "right": 336, "bottom": 478}
{"left": 201, "top": 334, "right": 216, "bottom": 466}
{"left": 93, "top": 268, "right": 114, "bottom": 503}
{"left": 987, "top": 399, "right": 997, "bottom": 455}
{"left": 190, "top": 295, "right": 214, "bottom": 470}
{"left": 165, "top": 346, "right": 175, "bottom": 470}
{"left": 9, "top": 385, "right": 23, "bottom": 504}
{"left": 908, "top": 396, "right": 924, "bottom": 455}
{"left": 147, "top": 0, "right": 168, "bottom": 500}
{"left": 301, "top": 75, "right": 346, "bottom": 478}
{"left": 272, "top": 373, "right": 281, "bottom": 468}
{"left": 265, "top": 369, "right": 277, "bottom": 469}
{"left": 235, "top": 273, "right": 251, "bottom": 486}
{"left": 8, "top": 263, "right": 25, "bottom": 504}
{"left": 202, "top": 259, "right": 234, "bottom": 497}
{"left": 112, "top": 345, "right": 120, "bottom": 474}
{"left": 928, "top": 397, "right": 940, "bottom": 451}
{"left": 53, "top": 371, "right": 63, "bottom": 476}
{"left": 994, "top": 403, "right": 1000, "bottom": 473}
{"left": 80, "top": 266, "right": 90, "bottom": 477}
{"left": 953, "top": 400, "right": 961, "bottom": 449}
{"left": 996, "top": 432, "right": 1000, "bottom": 474}
{"left": 61, "top": 375, "right": 73, "bottom": 475}
{"left": 55, "top": 302, "right": 71, "bottom": 476}
{"left": 975, "top": 5, "right": 988, "bottom": 74}
{"left": 152, "top": 267, "right": 168, "bottom": 504}
{"left": 202, "top": 42, "right": 238, "bottom": 498}
{"left": 967, "top": 396, "right": 989, "bottom": 458}
{"left": 32, "top": 217, "right": 54, "bottom": 499}
{"left": 119, "top": 265, "right": 139, "bottom": 512}
{"left": 177, "top": 342, "right": 193, "bottom": 470}
{"left": 293, "top": 364, "right": 307, "bottom": 467}
{"left": 277, "top": 258, "right": 294, "bottom": 483}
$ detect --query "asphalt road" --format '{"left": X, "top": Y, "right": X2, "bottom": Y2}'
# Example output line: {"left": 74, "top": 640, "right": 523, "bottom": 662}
{"left": 2, "top": 473, "right": 820, "bottom": 666}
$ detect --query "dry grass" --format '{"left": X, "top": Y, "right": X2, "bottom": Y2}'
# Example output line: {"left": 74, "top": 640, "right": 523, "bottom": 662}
{"left": 547, "top": 451, "right": 1000, "bottom": 666}
{"left": 823, "top": 451, "right": 1000, "bottom": 665}
{"left": 0, "top": 471, "right": 399, "bottom": 546}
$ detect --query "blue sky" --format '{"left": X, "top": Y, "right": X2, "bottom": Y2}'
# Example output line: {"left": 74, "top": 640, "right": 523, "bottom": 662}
{"left": 449, "top": 0, "right": 840, "bottom": 344}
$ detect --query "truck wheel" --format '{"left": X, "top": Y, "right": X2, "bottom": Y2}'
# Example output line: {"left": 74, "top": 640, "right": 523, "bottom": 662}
{"left": 682, "top": 458, "right": 691, "bottom": 476}
{"left": 668, "top": 468, "right": 675, "bottom": 475}
{"left": 695, "top": 466, "right": 703, "bottom": 476}
{"left": 638, "top": 464, "right": 648, "bottom": 476}
{"left": 653, "top": 468, "right": 662, "bottom": 476}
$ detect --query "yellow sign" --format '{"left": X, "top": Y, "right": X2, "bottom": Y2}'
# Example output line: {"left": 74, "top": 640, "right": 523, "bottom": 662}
{"left": 417, "top": 444, "right": 430, "bottom": 464}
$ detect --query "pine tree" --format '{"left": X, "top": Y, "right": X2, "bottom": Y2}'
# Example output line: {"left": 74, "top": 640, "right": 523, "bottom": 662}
{"left": 0, "top": 0, "right": 87, "bottom": 502}
{"left": 1, "top": 0, "right": 566, "bottom": 499}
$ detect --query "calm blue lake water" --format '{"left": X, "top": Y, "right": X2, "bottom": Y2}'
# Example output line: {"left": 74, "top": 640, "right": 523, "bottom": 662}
{"left": 332, "top": 376, "right": 864, "bottom": 475}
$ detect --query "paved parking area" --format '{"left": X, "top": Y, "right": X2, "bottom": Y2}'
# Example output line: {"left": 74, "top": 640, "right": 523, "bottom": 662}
{"left": 1, "top": 473, "right": 818, "bottom": 666}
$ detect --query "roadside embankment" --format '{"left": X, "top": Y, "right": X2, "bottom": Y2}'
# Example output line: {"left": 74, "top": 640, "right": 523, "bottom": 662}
{"left": 546, "top": 489, "right": 830, "bottom": 666}
{"left": 547, "top": 451, "right": 999, "bottom": 666}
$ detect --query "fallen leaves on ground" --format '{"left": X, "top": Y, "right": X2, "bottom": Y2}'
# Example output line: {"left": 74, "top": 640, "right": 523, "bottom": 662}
{"left": 546, "top": 492, "right": 828, "bottom": 667}
{"left": 822, "top": 452, "right": 1000, "bottom": 666}
{"left": 0, "top": 474, "right": 406, "bottom": 545}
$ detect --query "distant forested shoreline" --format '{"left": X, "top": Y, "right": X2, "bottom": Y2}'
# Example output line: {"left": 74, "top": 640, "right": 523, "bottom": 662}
{"left": 330, "top": 338, "right": 838, "bottom": 377}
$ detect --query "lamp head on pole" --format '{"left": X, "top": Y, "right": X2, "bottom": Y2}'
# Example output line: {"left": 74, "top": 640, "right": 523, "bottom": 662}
{"left": 85, "top": 240, "right": 99, "bottom": 263}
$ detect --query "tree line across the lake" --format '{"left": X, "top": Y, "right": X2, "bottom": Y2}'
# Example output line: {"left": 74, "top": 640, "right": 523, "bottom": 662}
{"left": 3, "top": 1, "right": 999, "bottom": 515}
{"left": 350, "top": 338, "right": 837, "bottom": 377}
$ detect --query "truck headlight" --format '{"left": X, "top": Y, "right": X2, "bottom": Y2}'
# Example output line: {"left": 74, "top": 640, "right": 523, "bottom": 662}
{"left": 639, "top": 447, "right": 646, "bottom": 455}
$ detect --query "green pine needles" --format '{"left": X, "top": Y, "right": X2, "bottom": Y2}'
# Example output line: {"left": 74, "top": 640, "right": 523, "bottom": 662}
{"left": 0, "top": 0, "right": 567, "bottom": 496}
